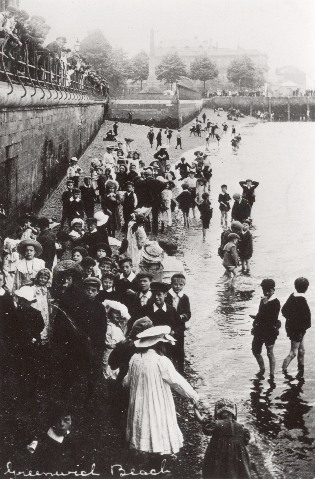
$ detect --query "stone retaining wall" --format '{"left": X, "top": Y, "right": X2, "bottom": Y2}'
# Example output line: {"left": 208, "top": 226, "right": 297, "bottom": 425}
{"left": 109, "top": 98, "right": 203, "bottom": 128}
{"left": 0, "top": 82, "right": 106, "bottom": 232}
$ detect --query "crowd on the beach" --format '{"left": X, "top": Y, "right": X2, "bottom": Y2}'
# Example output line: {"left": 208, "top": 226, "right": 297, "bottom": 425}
{"left": 0, "top": 5, "right": 108, "bottom": 96}
{"left": 0, "top": 110, "right": 312, "bottom": 479}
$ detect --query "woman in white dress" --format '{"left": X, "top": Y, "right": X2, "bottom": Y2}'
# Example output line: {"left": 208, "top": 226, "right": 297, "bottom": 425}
{"left": 126, "top": 214, "right": 147, "bottom": 273}
{"left": 14, "top": 240, "right": 45, "bottom": 292}
{"left": 123, "top": 326, "right": 199, "bottom": 456}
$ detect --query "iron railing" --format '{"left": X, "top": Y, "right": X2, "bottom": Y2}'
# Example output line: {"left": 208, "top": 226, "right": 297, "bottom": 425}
{"left": 0, "top": 41, "right": 109, "bottom": 101}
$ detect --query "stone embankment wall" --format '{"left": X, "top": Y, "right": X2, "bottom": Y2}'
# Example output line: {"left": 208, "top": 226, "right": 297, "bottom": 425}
{"left": 0, "top": 81, "right": 106, "bottom": 232}
{"left": 109, "top": 98, "right": 203, "bottom": 128}
{"left": 204, "top": 96, "right": 315, "bottom": 120}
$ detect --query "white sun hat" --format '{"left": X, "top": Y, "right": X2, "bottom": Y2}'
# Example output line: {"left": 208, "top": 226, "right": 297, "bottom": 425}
{"left": 15, "top": 286, "right": 36, "bottom": 303}
{"left": 134, "top": 325, "right": 176, "bottom": 348}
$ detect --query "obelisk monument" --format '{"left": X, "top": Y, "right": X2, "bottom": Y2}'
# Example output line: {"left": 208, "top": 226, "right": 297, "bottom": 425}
{"left": 141, "top": 29, "right": 163, "bottom": 93}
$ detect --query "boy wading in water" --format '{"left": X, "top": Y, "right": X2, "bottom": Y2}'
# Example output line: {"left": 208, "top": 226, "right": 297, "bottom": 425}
{"left": 282, "top": 277, "right": 311, "bottom": 377}
{"left": 251, "top": 279, "right": 281, "bottom": 381}
{"left": 222, "top": 233, "right": 240, "bottom": 282}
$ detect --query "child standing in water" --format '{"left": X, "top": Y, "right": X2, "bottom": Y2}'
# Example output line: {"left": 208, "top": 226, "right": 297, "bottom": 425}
{"left": 282, "top": 277, "right": 311, "bottom": 376}
{"left": 195, "top": 398, "right": 251, "bottom": 479}
{"left": 218, "top": 184, "right": 231, "bottom": 228}
{"left": 176, "top": 183, "right": 191, "bottom": 228}
{"left": 239, "top": 219, "right": 253, "bottom": 274}
{"left": 198, "top": 193, "right": 213, "bottom": 242}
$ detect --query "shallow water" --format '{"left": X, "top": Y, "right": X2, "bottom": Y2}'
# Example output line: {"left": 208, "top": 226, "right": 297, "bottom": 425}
{"left": 182, "top": 121, "right": 315, "bottom": 478}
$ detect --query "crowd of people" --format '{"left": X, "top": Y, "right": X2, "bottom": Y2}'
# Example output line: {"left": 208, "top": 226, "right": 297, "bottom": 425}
{"left": 0, "top": 5, "right": 108, "bottom": 96}
{"left": 0, "top": 111, "right": 312, "bottom": 479}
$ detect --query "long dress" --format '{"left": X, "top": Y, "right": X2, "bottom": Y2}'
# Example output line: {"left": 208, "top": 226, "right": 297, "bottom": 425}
{"left": 13, "top": 258, "right": 46, "bottom": 292}
{"left": 202, "top": 418, "right": 251, "bottom": 479}
{"left": 126, "top": 222, "right": 147, "bottom": 272}
{"left": 124, "top": 349, "right": 198, "bottom": 455}
{"left": 31, "top": 285, "right": 51, "bottom": 345}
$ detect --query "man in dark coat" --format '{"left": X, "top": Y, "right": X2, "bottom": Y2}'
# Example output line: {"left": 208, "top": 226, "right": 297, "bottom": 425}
{"left": 147, "top": 128, "right": 155, "bottom": 148}
{"left": 156, "top": 129, "right": 163, "bottom": 149}
{"left": 51, "top": 276, "right": 106, "bottom": 402}
{"left": 37, "top": 217, "right": 56, "bottom": 270}
{"left": 140, "top": 169, "right": 165, "bottom": 235}
{"left": 154, "top": 147, "right": 169, "bottom": 173}
{"left": 231, "top": 193, "right": 251, "bottom": 223}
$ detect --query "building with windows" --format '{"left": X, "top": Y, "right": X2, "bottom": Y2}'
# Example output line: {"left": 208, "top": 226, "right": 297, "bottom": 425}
{"left": 155, "top": 37, "right": 268, "bottom": 79}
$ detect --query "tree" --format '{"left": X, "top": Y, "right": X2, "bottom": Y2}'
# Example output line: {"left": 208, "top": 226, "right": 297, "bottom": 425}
{"left": 190, "top": 56, "right": 218, "bottom": 91}
{"left": 130, "top": 51, "right": 149, "bottom": 89}
{"left": 156, "top": 53, "right": 187, "bottom": 88}
{"left": 79, "top": 30, "right": 130, "bottom": 94}
{"left": 227, "top": 55, "right": 265, "bottom": 90}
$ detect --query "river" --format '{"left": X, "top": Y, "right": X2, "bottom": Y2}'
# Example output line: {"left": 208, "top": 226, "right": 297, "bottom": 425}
{"left": 181, "top": 120, "right": 315, "bottom": 478}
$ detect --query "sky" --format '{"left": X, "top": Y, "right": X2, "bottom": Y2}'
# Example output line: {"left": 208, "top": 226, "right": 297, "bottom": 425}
{"left": 22, "top": 0, "right": 315, "bottom": 84}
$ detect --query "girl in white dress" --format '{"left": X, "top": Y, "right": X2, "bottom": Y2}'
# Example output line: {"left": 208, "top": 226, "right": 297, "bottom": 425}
{"left": 126, "top": 214, "right": 147, "bottom": 273}
{"left": 124, "top": 326, "right": 199, "bottom": 456}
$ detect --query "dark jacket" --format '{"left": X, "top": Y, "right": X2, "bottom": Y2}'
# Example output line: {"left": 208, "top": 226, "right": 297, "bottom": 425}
{"left": 67, "top": 199, "right": 85, "bottom": 221}
{"left": 108, "top": 338, "right": 136, "bottom": 382}
{"left": 175, "top": 161, "right": 190, "bottom": 178}
{"left": 165, "top": 291, "right": 191, "bottom": 328}
{"left": 130, "top": 291, "right": 155, "bottom": 318}
{"left": 239, "top": 230, "right": 253, "bottom": 260}
{"left": 123, "top": 192, "right": 137, "bottom": 219}
{"left": 252, "top": 297, "right": 281, "bottom": 341}
{"left": 176, "top": 191, "right": 192, "bottom": 211}
{"left": 128, "top": 302, "right": 184, "bottom": 337}
{"left": 37, "top": 228, "right": 56, "bottom": 270}
{"left": 231, "top": 199, "right": 251, "bottom": 223}
{"left": 79, "top": 185, "right": 95, "bottom": 214}
{"left": 282, "top": 294, "right": 311, "bottom": 337}
{"left": 81, "top": 227, "right": 110, "bottom": 252}
{"left": 61, "top": 190, "right": 73, "bottom": 213}
{"left": 218, "top": 193, "right": 231, "bottom": 212}
{"left": 52, "top": 286, "right": 107, "bottom": 368}
{"left": 140, "top": 177, "right": 165, "bottom": 209}
{"left": 9, "top": 307, "right": 44, "bottom": 349}
{"left": 239, "top": 181, "right": 259, "bottom": 206}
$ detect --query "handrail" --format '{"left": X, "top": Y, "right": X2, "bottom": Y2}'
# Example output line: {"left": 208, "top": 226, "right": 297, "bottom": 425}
{"left": 0, "top": 41, "right": 109, "bottom": 101}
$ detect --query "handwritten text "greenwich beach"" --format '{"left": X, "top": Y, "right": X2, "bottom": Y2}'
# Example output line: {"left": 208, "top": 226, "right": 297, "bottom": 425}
{"left": 4, "top": 462, "right": 100, "bottom": 477}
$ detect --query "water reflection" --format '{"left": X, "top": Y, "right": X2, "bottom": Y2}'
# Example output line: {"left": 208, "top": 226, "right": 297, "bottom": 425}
{"left": 183, "top": 120, "right": 315, "bottom": 478}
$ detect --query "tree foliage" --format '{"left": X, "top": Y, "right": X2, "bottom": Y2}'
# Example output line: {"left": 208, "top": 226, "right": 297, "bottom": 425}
{"left": 130, "top": 51, "right": 149, "bottom": 88}
{"left": 190, "top": 56, "right": 218, "bottom": 89}
{"left": 227, "top": 55, "right": 265, "bottom": 89}
{"left": 79, "top": 30, "right": 130, "bottom": 94}
{"left": 156, "top": 53, "right": 187, "bottom": 86}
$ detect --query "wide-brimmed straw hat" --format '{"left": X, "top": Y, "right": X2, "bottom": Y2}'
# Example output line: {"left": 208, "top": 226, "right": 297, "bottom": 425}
{"left": 142, "top": 241, "right": 164, "bottom": 264}
{"left": 17, "top": 239, "right": 42, "bottom": 257}
{"left": 94, "top": 211, "right": 109, "bottom": 226}
{"left": 134, "top": 325, "right": 176, "bottom": 348}
{"left": 15, "top": 286, "right": 36, "bottom": 303}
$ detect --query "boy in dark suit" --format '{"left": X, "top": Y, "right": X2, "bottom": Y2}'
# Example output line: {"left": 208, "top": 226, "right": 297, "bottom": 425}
{"left": 130, "top": 272, "right": 154, "bottom": 317}
{"left": 127, "top": 282, "right": 184, "bottom": 367}
{"left": 166, "top": 274, "right": 191, "bottom": 372}
{"left": 123, "top": 182, "right": 137, "bottom": 228}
